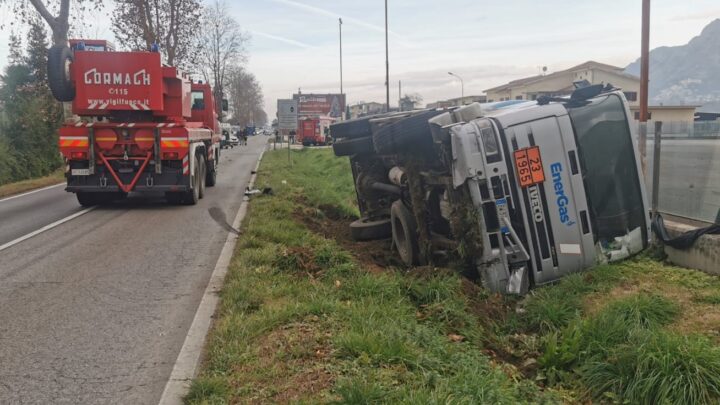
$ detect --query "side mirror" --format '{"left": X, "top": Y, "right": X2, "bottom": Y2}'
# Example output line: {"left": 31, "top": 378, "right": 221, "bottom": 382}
{"left": 222, "top": 99, "right": 229, "bottom": 112}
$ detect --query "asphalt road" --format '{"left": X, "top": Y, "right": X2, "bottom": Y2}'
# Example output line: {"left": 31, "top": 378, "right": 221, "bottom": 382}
{"left": 645, "top": 138, "right": 720, "bottom": 223}
{"left": 0, "top": 136, "right": 266, "bottom": 404}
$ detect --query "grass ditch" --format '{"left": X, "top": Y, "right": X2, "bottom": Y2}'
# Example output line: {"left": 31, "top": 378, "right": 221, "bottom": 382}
{"left": 0, "top": 169, "right": 63, "bottom": 198}
{"left": 188, "top": 148, "right": 720, "bottom": 404}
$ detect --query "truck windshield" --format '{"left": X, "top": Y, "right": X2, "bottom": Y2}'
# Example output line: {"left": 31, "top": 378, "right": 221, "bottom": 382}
{"left": 568, "top": 94, "right": 647, "bottom": 247}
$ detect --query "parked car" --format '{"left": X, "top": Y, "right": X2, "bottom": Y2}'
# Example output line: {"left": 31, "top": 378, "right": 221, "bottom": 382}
{"left": 331, "top": 86, "right": 650, "bottom": 294}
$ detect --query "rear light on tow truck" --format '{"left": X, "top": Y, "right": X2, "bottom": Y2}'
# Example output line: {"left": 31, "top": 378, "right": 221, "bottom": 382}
{"left": 70, "top": 152, "right": 87, "bottom": 160}
{"left": 163, "top": 152, "right": 179, "bottom": 160}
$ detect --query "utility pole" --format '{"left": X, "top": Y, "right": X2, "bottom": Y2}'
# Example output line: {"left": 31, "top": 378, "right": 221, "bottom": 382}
{"left": 339, "top": 18, "right": 343, "bottom": 97}
{"left": 638, "top": 0, "right": 651, "bottom": 175}
{"left": 384, "top": 0, "right": 390, "bottom": 112}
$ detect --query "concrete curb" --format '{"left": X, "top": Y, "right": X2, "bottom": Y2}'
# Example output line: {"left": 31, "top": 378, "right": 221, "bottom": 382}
{"left": 158, "top": 150, "right": 266, "bottom": 405}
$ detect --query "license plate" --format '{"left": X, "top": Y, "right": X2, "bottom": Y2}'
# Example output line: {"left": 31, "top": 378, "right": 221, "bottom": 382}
{"left": 71, "top": 168, "right": 90, "bottom": 176}
{"left": 514, "top": 146, "right": 545, "bottom": 188}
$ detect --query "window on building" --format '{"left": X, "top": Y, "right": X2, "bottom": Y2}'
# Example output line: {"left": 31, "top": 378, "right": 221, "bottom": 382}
{"left": 516, "top": 95, "right": 523, "bottom": 100}
{"left": 633, "top": 111, "right": 652, "bottom": 120}
{"left": 531, "top": 94, "right": 537, "bottom": 100}
{"left": 624, "top": 91, "right": 638, "bottom": 102}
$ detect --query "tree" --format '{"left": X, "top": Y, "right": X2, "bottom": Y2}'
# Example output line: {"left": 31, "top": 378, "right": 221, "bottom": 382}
{"left": 112, "top": 0, "right": 203, "bottom": 68}
{"left": 400, "top": 93, "right": 423, "bottom": 111}
{"left": 4, "top": 0, "right": 103, "bottom": 46}
{"left": 226, "top": 67, "right": 266, "bottom": 127}
{"left": 0, "top": 16, "right": 62, "bottom": 184}
{"left": 198, "top": 0, "right": 248, "bottom": 120}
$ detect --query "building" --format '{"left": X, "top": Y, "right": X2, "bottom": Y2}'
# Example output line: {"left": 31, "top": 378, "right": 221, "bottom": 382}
{"left": 427, "top": 95, "right": 487, "bottom": 109}
{"left": 484, "top": 61, "right": 640, "bottom": 106}
{"left": 349, "top": 102, "right": 385, "bottom": 119}
{"left": 629, "top": 105, "right": 700, "bottom": 136}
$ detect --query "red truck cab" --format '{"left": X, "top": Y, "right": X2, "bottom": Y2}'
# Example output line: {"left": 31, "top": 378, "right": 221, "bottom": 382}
{"left": 298, "top": 116, "right": 335, "bottom": 146}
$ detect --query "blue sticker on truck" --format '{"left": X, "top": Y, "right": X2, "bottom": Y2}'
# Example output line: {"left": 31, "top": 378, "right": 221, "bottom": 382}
{"left": 550, "top": 162, "right": 576, "bottom": 227}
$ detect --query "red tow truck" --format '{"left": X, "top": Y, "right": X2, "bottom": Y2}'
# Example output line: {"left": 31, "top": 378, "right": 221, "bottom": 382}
{"left": 50, "top": 39, "right": 223, "bottom": 206}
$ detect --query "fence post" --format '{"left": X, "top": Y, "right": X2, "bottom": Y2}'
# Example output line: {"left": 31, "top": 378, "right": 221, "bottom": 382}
{"left": 651, "top": 121, "right": 662, "bottom": 219}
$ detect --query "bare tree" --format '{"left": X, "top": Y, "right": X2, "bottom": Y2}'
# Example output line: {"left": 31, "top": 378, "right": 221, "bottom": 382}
{"left": 198, "top": 0, "right": 248, "bottom": 121}
{"left": 226, "top": 67, "right": 265, "bottom": 127}
{"left": 111, "top": 0, "right": 202, "bottom": 68}
{"left": 3, "top": 0, "right": 102, "bottom": 45}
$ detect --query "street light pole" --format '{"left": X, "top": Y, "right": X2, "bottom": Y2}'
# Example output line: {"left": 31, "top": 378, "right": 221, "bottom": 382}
{"left": 448, "top": 72, "right": 464, "bottom": 103}
{"left": 638, "top": 0, "right": 651, "bottom": 175}
{"left": 385, "top": 0, "right": 390, "bottom": 112}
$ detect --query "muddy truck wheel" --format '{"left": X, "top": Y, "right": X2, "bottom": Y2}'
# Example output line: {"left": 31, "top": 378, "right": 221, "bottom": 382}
{"left": 332, "top": 136, "right": 374, "bottom": 157}
{"left": 350, "top": 217, "right": 391, "bottom": 241}
{"left": 372, "top": 110, "right": 444, "bottom": 155}
{"left": 47, "top": 45, "right": 75, "bottom": 102}
{"left": 391, "top": 200, "right": 420, "bottom": 265}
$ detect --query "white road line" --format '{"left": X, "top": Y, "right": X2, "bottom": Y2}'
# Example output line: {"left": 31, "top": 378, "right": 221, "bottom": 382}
{"left": 0, "top": 207, "right": 96, "bottom": 252}
{"left": 158, "top": 150, "right": 265, "bottom": 405}
{"left": 0, "top": 183, "right": 65, "bottom": 204}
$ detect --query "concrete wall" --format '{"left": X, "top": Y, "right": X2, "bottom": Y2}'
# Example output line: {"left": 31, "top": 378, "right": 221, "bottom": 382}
{"left": 663, "top": 219, "right": 720, "bottom": 276}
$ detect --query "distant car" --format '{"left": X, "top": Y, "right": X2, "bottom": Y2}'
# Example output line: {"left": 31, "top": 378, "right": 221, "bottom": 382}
{"left": 229, "top": 134, "right": 240, "bottom": 146}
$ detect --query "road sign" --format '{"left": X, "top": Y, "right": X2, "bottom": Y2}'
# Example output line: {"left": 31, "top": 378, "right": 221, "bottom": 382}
{"left": 277, "top": 99, "right": 298, "bottom": 130}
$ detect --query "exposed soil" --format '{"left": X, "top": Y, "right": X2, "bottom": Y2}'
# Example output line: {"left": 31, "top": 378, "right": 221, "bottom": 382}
{"left": 294, "top": 204, "right": 403, "bottom": 273}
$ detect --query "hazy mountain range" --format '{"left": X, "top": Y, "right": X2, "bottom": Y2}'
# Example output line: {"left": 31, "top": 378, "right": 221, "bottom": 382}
{"left": 625, "top": 18, "right": 720, "bottom": 112}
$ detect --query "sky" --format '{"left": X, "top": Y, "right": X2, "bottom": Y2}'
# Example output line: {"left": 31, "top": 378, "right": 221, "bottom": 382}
{"left": 0, "top": 0, "right": 718, "bottom": 118}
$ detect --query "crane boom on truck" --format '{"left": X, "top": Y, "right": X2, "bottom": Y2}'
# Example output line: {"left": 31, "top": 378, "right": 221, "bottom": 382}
{"left": 48, "top": 40, "right": 224, "bottom": 206}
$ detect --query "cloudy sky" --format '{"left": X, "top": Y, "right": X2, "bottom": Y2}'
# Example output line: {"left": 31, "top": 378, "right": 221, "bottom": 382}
{"left": 0, "top": 0, "right": 718, "bottom": 117}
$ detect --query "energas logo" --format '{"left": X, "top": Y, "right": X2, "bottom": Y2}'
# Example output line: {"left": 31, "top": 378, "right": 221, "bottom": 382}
{"left": 550, "top": 162, "right": 576, "bottom": 227}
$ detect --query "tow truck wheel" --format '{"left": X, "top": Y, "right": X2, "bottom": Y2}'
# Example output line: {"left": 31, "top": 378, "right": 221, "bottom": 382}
{"left": 391, "top": 200, "right": 420, "bottom": 266}
{"left": 183, "top": 156, "right": 201, "bottom": 205}
{"left": 198, "top": 155, "right": 207, "bottom": 199}
{"left": 206, "top": 155, "right": 217, "bottom": 187}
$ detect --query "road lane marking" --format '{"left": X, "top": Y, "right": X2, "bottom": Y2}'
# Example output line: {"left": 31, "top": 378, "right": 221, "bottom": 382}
{"left": 159, "top": 149, "right": 265, "bottom": 405}
{"left": 0, "top": 183, "right": 65, "bottom": 204}
{"left": 0, "top": 206, "right": 96, "bottom": 252}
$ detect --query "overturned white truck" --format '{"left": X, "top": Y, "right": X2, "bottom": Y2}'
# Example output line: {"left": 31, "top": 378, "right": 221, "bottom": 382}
{"left": 331, "top": 86, "right": 650, "bottom": 294}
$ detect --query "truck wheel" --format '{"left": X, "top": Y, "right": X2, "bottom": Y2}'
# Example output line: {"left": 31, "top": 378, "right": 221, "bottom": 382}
{"left": 331, "top": 117, "right": 373, "bottom": 139}
{"left": 183, "top": 156, "right": 201, "bottom": 205}
{"left": 198, "top": 155, "right": 207, "bottom": 199}
{"left": 332, "top": 136, "right": 374, "bottom": 157}
{"left": 206, "top": 157, "right": 218, "bottom": 187}
{"left": 372, "top": 110, "right": 443, "bottom": 155}
{"left": 391, "top": 200, "right": 420, "bottom": 266}
{"left": 350, "top": 217, "right": 392, "bottom": 241}
{"left": 47, "top": 45, "right": 75, "bottom": 102}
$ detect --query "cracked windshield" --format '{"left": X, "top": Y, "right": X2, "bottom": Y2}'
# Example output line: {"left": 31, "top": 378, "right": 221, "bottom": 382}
{"left": 0, "top": 0, "right": 719, "bottom": 404}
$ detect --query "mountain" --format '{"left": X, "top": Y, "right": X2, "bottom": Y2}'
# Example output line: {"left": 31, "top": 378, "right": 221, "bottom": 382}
{"left": 625, "top": 19, "right": 720, "bottom": 112}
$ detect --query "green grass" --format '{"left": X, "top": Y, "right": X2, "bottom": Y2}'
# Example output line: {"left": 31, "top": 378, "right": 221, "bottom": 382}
{"left": 0, "top": 169, "right": 64, "bottom": 198}
{"left": 189, "top": 148, "right": 720, "bottom": 404}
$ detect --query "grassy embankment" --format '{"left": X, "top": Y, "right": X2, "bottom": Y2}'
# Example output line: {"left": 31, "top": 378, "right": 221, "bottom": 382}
{"left": 187, "top": 148, "right": 720, "bottom": 404}
{"left": 0, "top": 169, "right": 64, "bottom": 199}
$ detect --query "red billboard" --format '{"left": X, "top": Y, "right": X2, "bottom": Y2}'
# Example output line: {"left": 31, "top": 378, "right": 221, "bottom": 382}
{"left": 293, "top": 93, "right": 346, "bottom": 119}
